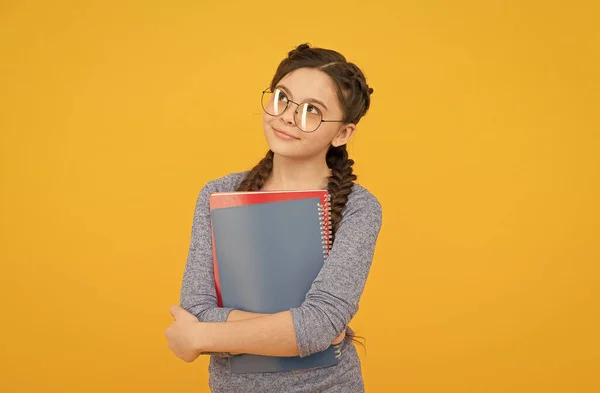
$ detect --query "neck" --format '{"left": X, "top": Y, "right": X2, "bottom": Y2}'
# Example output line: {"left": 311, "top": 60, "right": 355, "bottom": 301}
{"left": 263, "top": 152, "right": 331, "bottom": 191}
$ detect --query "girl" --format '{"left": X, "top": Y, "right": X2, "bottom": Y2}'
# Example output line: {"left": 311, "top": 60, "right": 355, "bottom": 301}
{"left": 165, "top": 43, "right": 383, "bottom": 392}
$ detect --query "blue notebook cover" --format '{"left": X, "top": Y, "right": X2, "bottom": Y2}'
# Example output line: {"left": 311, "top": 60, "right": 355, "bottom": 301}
{"left": 210, "top": 197, "right": 340, "bottom": 373}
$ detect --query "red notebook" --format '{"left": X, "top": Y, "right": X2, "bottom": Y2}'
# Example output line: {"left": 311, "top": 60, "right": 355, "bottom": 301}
{"left": 209, "top": 190, "right": 332, "bottom": 307}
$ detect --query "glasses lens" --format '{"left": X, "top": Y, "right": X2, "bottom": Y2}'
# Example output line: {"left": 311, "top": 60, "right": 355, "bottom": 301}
{"left": 262, "top": 88, "right": 288, "bottom": 116}
{"left": 295, "top": 103, "right": 322, "bottom": 132}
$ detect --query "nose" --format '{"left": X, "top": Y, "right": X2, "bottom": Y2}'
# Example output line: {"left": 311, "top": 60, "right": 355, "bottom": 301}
{"left": 280, "top": 103, "right": 296, "bottom": 126}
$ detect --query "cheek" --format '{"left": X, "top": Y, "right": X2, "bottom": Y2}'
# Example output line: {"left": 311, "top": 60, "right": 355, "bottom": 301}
{"left": 263, "top": 114, "right": 274, "bottom": 134}
{"left": 303, "top": 126, "right": 338, "bottom": 149}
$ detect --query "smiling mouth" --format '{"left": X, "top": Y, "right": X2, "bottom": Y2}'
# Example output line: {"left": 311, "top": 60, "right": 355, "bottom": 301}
{"left": 273, "top": 128, "right": 300, "bottom": 139}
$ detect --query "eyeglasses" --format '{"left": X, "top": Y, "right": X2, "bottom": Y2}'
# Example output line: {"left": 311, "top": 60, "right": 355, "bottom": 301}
{"left": 261, "top": 88, "right": 345, "bottom": 133}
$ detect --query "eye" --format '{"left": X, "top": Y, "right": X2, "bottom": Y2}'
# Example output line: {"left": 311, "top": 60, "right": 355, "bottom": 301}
{"left": 275, "top": 89, "right": 289, "bottom": 102}
{"left": 306, "top": 104, "right": 320, "bottom": 115}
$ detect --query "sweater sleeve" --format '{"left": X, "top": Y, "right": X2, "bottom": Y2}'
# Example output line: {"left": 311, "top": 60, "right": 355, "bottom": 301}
{"left": 290, "top": 188, "right": 383, "bottom": 357}
{"left": 179, "top": 181, "right": 234, "bottom": 323}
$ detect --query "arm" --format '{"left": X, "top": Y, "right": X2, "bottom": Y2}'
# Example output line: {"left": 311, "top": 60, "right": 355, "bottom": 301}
{"left": 227, "top": 311, "right": 346, "bottom": 345}
{"left": 180, "top": 182, "right": 234, "bottom": 322}
{"left": 227, "top": 310, "right": 267, "bottom": 321}
{"left": 199, "top": 191, "right": 382, "bottom": 357}
{"left": 205, "top": 311, "right": 298, "bottom": 356}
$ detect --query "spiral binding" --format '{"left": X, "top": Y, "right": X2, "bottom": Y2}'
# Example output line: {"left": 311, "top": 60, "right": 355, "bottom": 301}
{"left": 317, "top": 192, "right": 333, "bottom": 259}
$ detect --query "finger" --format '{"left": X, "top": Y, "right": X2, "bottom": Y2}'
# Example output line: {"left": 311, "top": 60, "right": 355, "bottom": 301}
{"left": 173, "top": 306, "right": 199, "bottom": 322}
{"left": 170, "top": 305, "right": 182, "bottom": 318}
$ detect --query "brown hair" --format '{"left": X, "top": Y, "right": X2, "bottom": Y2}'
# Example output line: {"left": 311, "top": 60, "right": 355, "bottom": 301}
{"left": 236, "top": 43, "right": 373, "bottom": 345}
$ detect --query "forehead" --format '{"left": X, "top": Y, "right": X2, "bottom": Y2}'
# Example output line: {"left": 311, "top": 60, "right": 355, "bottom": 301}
{"left": 277, "top": 68, "right": 338, "bottom": 105}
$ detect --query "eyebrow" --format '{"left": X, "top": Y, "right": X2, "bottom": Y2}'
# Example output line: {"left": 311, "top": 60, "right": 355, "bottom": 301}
{"left": 277, "top": 84, "right": 329, "bottom": 111}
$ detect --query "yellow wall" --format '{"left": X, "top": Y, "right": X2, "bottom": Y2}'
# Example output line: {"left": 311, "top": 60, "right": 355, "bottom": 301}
{"left": 1, "top": 1, "right": 598, "bottom": 392}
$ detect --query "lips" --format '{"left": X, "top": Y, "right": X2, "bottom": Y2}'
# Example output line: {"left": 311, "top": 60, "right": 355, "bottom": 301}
{"left": 273, "top": 127, "right": 300, "bottom": 140}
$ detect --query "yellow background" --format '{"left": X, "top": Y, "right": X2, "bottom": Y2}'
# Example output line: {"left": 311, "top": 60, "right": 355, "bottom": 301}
{"left": 1, "top": 1, "right": 598, "bottom": 392}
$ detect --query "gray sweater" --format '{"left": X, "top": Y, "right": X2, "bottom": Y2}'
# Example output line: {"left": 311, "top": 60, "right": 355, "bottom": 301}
{"left": 180, "top": 171, "right": 383, "bottom": 392}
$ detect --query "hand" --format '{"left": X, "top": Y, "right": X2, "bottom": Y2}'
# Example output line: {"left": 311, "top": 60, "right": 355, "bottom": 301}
{"left": 165, "top": 305, "right": 203, "bottom": 363}
{"left": 331, "top": 329, "right": 346, "bottom": 345}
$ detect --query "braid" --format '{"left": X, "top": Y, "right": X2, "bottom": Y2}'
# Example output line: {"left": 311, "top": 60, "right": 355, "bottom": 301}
{"left": 326, "top": 143, "right": 364, "bottom": 346}
{"left": 288, "top": 43, "right": 311, "bottom": 57}
{"left": 236, "top": 150, "right": 274, "bottom": 191}
{"left": 319, "top": 62, "right": 373, "bottom": 124}
{"left": 326, "top": 144, "right": 357, "bottom": 243}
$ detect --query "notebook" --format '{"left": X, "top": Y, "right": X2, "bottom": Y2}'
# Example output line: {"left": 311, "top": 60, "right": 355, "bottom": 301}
{"left": 209, "top": 190, "right": 340, "bottom": 374}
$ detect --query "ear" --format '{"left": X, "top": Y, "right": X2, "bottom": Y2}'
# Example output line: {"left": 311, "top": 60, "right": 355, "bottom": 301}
{"left": 331, "top": 123, "right": 356, "bottom": 147}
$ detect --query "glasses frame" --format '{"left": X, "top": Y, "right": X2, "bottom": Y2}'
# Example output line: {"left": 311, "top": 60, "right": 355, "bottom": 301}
{"left": 261, "top": 88, "right": 345, "bottom": 133}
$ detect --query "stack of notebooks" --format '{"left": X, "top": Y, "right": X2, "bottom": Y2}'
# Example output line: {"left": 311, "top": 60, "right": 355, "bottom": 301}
{"left": 209, "top": 189, "right": 340, "bottom": 374}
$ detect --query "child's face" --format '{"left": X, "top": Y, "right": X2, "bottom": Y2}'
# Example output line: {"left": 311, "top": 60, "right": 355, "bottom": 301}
{"left": 263, "top": 67, "right": 355, "bottom": 160}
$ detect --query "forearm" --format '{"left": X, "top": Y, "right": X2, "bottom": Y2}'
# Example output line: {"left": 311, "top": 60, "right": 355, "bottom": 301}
{"left": 227, "top": 309, "right": 346, "bottom": 345}
{"left": 226, "top": 310, "right": 269, "bottom": 322}
{"left": 203, "top": 311, "right": 299, "bottom": 357}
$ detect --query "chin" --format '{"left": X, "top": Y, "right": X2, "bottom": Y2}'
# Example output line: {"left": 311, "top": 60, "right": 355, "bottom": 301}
{"left": 267, "top": 140, "right": 302, "bottom": 158}
{"left": 263, "top": 135, "right": 303, "bottom": 159}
